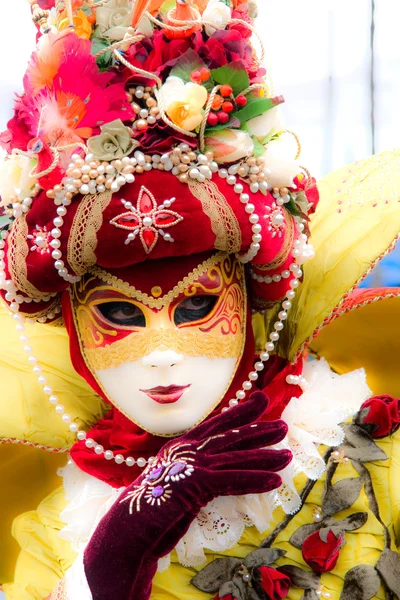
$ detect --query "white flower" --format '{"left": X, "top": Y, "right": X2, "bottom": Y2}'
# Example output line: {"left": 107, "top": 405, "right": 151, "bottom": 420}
{"left": 0, "top": 151, "right": 37, "bottom": 206}
{"left": 246, "top": 106, "right": 285, "bottom": 139}
{"left": 261, "top": 137, "right": 300, "bottom": 188}
{"left": 202, "top": 0, "right": 232, "bottom": 36}
{"left": 269, "top": 358, "right": 372, "bottom": 515}
{"left": 282, "top": 359, "right": 371, "bottom": 480}
{"left": 96, "top": 0, "right": 132, "bottom": 41}
{"left": 204, "top": 129, "right": 254, "bottom": 164}
{"left": 158, "top": 77, "right": 208, "bottom": 131}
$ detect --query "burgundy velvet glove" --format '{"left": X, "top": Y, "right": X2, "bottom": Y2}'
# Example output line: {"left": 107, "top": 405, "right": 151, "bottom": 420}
{"left": 84, "top": 392, "right": 291, "bottom": 600}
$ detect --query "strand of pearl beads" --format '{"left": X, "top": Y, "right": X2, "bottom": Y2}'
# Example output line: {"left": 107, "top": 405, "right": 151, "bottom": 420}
{"left": 224, "top": 220, "right": 310, "bottom": 410}
{"left": 218, "top": 169, "right": 263, "bottom": 263}
{"left": 18, "top": 312, "right": 153, "bottom": 469}
{"left": 50, "top": 185, "right": 81, "bottom": 284}
{"left": 250, "top": 261, "right": 302, "bottom": 285}
{"left": 1, "top": 243, "right": 152, "bottom": 470}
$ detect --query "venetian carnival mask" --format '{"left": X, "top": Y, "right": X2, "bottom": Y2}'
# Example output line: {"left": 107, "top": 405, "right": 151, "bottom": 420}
{"left": 70, "top": 252, "right": 246, "bottom": 435}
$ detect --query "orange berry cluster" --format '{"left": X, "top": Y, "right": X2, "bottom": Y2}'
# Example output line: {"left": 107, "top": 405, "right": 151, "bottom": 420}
{"left": 207, "top": 84, "right": 247, "bottom": 126}
{"left": 189, "top": 74, "right": 249, "bottom": 128}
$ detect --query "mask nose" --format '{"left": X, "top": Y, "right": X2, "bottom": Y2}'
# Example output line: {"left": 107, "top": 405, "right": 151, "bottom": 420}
{"left": 142, "top": 349, "right": 184, "bottom": 369}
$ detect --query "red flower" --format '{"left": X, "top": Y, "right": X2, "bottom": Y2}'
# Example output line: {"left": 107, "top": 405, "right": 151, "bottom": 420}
{"left": 302, "top": 530, "right": 344, "bottom": 574}
{"left": 197, "top": 30, "right": 253, "bottom": 70}
{"left": 213, "top": 595, "right": 234, "bottom": 600}
{"left": 292, "top": 174, "right": 320, "bottom": 216}
{"left": 230, "top": 5, "right": 253, "bottom": 39}
{"left": 259, "top": 566, "right": 290, "bottom": 599}
{"left": 122, "top": 31, "right": 203, "bottom": 85}
{"left": 134, "top": 118, "right": 197, "bottom": 155}
{"left": 359, "top": 395, "right": 400, "bottom": 438}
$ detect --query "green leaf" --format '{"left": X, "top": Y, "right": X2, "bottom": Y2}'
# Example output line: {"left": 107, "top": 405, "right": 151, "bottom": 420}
{"left": 91, "top": 35, "right": 112, "bottom": 69}
{"left": 191, "top": 557, "right": 242, "bottom": 593}
{"left": 260, "top": 131, "right": 280, "bottom": 146}
{"left": 244, "top": 548, "right": 285, "bottom": 569}
{"left": 278, "top": 565, "right": 320, "bottom": 591}
{"left": 169, "top": 49, "right": 213, "bottom": 91}
{"left": 285, "top": 196, "right": 301, "bottom": 217}
{"left": 340, "top": 565, "right": 381, "bottom": 600}
{"left": 211, "top": 62, "right": 250, "bottom": 96}
{"left": 375, "top": 548, "right": 400, "bottom": 596}
{"left": 252, "top": 136, "right": 266, "bottom": 158}
{"left": 235, "top": 96, "right": 283, "bottom": 126}
{"left": 342, "top": 423, "right": 388, "bottom": 463}
{"left": 322, "top": 477, "right": 364, "bottom": 517}
{"left": 204, "top": 117, "right": 241, "bottom": 135}
{"left": 0, "top": 215, "right": 11, "bottom": 230}
{"left": 159, "top": 0, "right": 175, "bottom": 14}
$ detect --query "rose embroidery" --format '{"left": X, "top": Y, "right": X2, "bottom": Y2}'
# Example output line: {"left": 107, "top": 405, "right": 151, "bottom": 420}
{"left": 357, "top": 395, "right": 400, "bottom": 438}
{"left": 302, "top": 529, "right": 344, "bottom": 574}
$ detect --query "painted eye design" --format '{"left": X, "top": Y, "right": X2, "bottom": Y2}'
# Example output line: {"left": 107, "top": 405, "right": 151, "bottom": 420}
{"left": 174, "top": 295, "right": 218, "bottom": 325}
{"left": 96, "top": 302, "right": 146, "bottom": 327}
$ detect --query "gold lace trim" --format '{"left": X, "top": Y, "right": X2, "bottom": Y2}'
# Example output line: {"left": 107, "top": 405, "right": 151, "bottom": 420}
{"left": 188, "top": 180, "right": 242, "bottom": 253}
{"left": 89, "top": 251, "right": 227, "bottom": 310}
{"left": 252, "top": 212, "right": 295, "bottom": 271}
{"left": 7, "top": 216, "right": 46, "bottom": 300}
{"left": 67, "top": 191, "right": 113, "bottom": 276}
{"left": 85, "top": 329, "right": 243, "bottom": 370}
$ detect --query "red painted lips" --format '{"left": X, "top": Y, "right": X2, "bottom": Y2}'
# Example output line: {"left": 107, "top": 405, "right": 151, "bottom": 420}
{"left": 140, "top": 384, "right": 191, "bottom": 404}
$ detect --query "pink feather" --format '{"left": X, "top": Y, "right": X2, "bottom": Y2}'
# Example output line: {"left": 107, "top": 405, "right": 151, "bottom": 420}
{"left": 19, "top": 32, "right": 133, "bottom": 148}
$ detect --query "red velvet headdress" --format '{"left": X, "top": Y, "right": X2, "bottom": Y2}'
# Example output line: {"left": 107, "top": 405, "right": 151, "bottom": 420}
{"left": 0, "top": 0, "right": 318, "bottom": 320}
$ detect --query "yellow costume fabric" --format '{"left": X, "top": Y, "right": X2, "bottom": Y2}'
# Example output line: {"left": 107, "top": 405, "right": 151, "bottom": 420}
{"left": 3, "top": 430, "right": 399, "bottom": 600}
{"left": 1, "top": 150, "right": 400, "bottom": 599}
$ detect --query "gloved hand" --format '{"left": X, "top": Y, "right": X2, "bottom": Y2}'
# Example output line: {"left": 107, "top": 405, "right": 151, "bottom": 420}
{"left": 84, "top": 392, "right": 292, "bottom": 600}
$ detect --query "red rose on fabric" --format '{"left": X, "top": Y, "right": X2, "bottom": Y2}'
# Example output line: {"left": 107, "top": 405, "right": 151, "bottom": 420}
{"left": 259, "top": 566, "right": 291, "bottom": 599}
{"left": 359, "top": 395, "right": 400, "bottom": 438}
{"left": 302, "top": 530, "right": 344, "bottom": 574}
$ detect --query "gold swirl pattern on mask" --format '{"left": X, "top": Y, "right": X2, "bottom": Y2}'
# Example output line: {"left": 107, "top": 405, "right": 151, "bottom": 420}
{"left": 85, "top": 328, "right": 244, "bottom": 371}
{"left": 188, "top": 283, "right": 244, "bottom": 338}
{"left": 89, "top": 251, "right": 230, "bottom": 309}
{"left": 70, "top": 276, "right": 119, "bottom": 347}
{"left": 182, "top": 253, "right": 244, "bottom": 301}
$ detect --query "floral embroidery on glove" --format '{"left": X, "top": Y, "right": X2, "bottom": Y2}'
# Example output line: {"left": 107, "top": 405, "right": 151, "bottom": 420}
{"left": 121, "top": 442, "right": 195, "bottom": 511}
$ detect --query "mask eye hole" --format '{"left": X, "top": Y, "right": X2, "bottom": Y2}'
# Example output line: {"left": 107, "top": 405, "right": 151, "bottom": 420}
{"left": 174, "top": 295, "right": 218, "bottom": 326}
{"left": 96, "top": 302, "right": 146, "bottom": 327}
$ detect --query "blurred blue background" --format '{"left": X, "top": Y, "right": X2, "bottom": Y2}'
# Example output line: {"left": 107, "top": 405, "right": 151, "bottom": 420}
{"left": 360, "top": 243, "right": 400, "bottom": 288}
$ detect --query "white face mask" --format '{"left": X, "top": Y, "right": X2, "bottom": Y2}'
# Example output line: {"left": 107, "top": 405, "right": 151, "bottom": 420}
{"left": 71, "top": 253, "right": 247, "bottom": 436}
